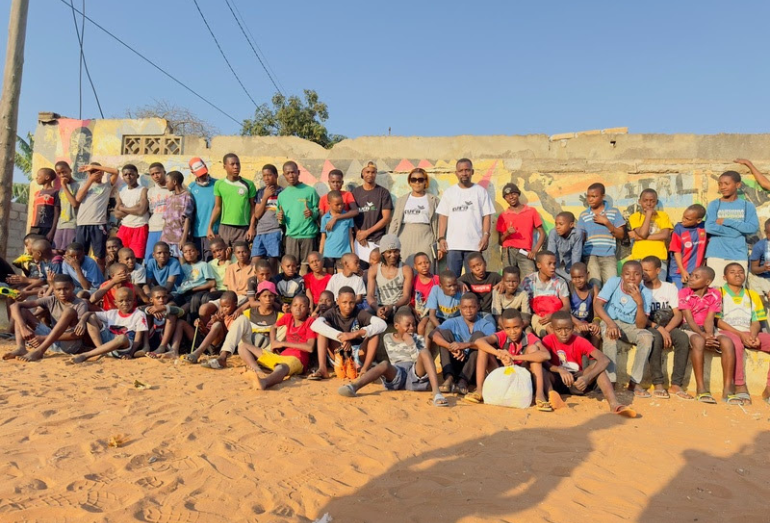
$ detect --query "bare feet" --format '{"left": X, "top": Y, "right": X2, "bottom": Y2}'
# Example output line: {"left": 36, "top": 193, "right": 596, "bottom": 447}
{"left": 3, "top": 346, "right": 27, "bottom": 360}
{"left": 19, "top": 349, "right": 44, "bottom": 362}
{"left": 456, "top": 379, "right": 469, "bottom": 395}
{"left": 216, "top": 352, "right": 229, "bottom": 368}
{"left": 245, "top": 367, "right": 267, "bottom": 390}
{"left": 611, "top": 403, "right": 638, "bottom": 418}
{"left": 548, "top": 390, "right": 567, "bottom": 410}
{"left": 71, "top": 354, "right": 89, "bottom": 364}
{"left": 439, "top": 376, "right": 455, "bottom": 393}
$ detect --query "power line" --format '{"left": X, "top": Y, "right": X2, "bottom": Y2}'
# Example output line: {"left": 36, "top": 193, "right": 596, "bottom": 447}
{"left": 67, "top": 0, "right": 103, "bottom": 118}
{"left": 57, "top": 0, "right": 241, "bottom": 126}
{"left": 191, "top": 0, "right": 258, "bottom": 108}
{"left": 223, "top": 0, "right": 283, "bottom": 96}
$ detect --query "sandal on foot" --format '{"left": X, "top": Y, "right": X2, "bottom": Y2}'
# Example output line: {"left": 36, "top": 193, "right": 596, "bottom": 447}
{"left": 433, "top": 393, "right": 449, "bottom": 407}
{"left": 723, "top": 394, "right": 744, "bottom": 406}
{"left": 456, "top": 381, "right": 469, "bottom": 395}
{"left": 653, "top": 389, "right": 670, "bottom": 399}
{"left": 463, "top": 391, "right": 483, "bottom": 404}
{"left": 632, "top": 387, "right": 652, "bottom": 399}
{"left": 696, "top": 392, "right": 717, "bottom": 404}
{"left": 337, "top": 384, "right": 357, "bottom": 397}
{"left": 673, "top": 390, "right": 694, "bottom": 400}
{"left": 306, "top": 370, "right": 327, "bottom": 381}
{"left": 536, "top": 400, "right": 553, "bottom": 412}
{"left": 439, "top": 381, "right": 454, "bottom": 394}
{"left": 735, "top": 392, "right": 752, "bottom": 404}
{"left": 613, "top": 405, "right": 638, "bottom": 418}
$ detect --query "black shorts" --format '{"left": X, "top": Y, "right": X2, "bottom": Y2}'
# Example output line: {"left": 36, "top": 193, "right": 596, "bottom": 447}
{"left": 29, "top": 226, "right": 51, "bottom": 237}
{"left": 218, "top": 224, "right": 249, "bottom": 247}
{"left": 552, "top": 371, "right": 598, "bottom": 395}
{"left": 75, "top": 225, "right": 108, "bottom": 258}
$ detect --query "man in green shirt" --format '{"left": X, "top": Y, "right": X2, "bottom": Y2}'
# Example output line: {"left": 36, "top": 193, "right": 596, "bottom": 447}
{"left": 277, "top": 160, "right": 319, "bottom": 273}
{"left": 208, "top": 153, "right": 257, "bottom": 247}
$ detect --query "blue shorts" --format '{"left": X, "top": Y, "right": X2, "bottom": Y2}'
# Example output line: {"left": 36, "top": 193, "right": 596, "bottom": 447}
{"left": 251, "top": 230, "right": 282, "bottom": 258}
{"left": 100, "top": 326, "right": 136, "bottom": 357}
{"left": 35, "top": 323, "right": 82, "bottom": 354}
{"left": 382, "top": 361, "right": 431, "bottom": 391}
{"left": 146, "top": 231, "right": 163, "bottom": 254}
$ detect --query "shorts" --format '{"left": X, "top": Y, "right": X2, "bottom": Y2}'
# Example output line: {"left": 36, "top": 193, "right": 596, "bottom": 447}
{"left": 382, "top": 361, "right": 431, "bottom": 391}
{"left": 34, "top": 322, "right": 82, "bottom": 355}
{"left": 551, "top": 371, "right": 597, "bottom": 395}
{"left": 53, "top": 228, "right": 76, "bottom": 250}
{"left": 193, "top": 237, "right": 212, "bottom": 262}
{"left": 147, "top": 328, "right": 163, "bottom": 350}
{"left": 29, "top": 226, "right": 51, "bottom": 237}
{"left": 219, "top": 224, "right": 249, "bottom": 247}
{"left": 99, "top": 325, "right": 136, "bottom": 357}
{"left": 116, "top": 224, "right": 149, "bottom": 259}
{"left": 146, "top": 231, "right": 163, "bottom": 253}
{"left": 251, "top": 230, "right": 282, "bottom": 258}
{"left": 285, "top": 237, "right": 315, "bottom": 266}
{"left": 75, "top": 224, "right": 108, "bottom": 258}
{"left": 256, "top": 350, "right": 304, "bottom": 376}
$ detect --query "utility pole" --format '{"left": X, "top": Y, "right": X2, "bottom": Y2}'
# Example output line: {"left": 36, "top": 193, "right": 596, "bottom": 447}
{"left": 0, "top": 0, "right": 29, "bottom": 257}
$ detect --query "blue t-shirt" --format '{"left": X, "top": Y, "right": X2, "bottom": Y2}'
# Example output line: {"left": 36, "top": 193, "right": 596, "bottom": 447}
{"left": 705, "top": 198, "right": 758, "bottom": 260}
{"left": 62, "top": 256, "right": 103, "bottom": 291}
{"left": 441, "top": 315, "right": 497, "bottom": 344}
{"left": 178, "top": 260, "right": 215, "bottom": 293}
{"left": 425, "top": 286, "right": 462, "bottom": 321}
{"left": 750, "top": 238, "right": 770, "bottom": 280}
{"left": 188, "top": 180, "right": 218, "bottom": 238}
{"left": 576, "top": 202, "right": 625, "bottom": 257}
{"left": 145, "top": 257, "right": 183, "bottom": 291}
{"left": 320, "top": 212, "right": 354, "bottom": 259}
{"left": 597, "top": 276, "right": 652, "bottom": 324}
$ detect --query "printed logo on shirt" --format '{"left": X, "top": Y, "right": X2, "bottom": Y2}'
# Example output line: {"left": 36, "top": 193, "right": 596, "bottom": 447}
{"left": 470, "top": 283, "right": 493, "bottom": 294}
{"left": 717, "top": 209, "right": 745, "bottom": 220}
{"left": 359, "top": 201, "right": 378, "bottom": 213}
{"left": 451, "top": 201, "right": 474, "bottom": 212}
{"left": 404, "top": 205, "right": 426, "bottom": 216}
{"left": 684, "top": 241, "right": 693, "bottom": 249}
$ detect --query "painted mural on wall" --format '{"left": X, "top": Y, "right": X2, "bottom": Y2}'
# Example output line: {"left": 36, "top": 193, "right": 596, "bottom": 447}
{"left": 30, "top": 118, "right": 770, "bottom": 269}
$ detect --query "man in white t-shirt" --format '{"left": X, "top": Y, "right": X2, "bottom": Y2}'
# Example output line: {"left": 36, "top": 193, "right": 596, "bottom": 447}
{"left": 436, "top": 158, "right": 495, "bottom": 277}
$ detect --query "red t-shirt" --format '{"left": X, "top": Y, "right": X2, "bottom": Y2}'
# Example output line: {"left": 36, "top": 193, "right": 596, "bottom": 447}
{"left": 275, "top": 314, "right": 316, "bottom": 371}
{"left": 494, "top": 331, "right": 541, "bottom": 357}
{"left": 542, "top": 333, "right": 594, "bottom": 371}
{"left": 319, "top": 190, "right": 356, "bottom": 215}
{"left": 412, "top": 274, "right": 440, "bottom": 316}
{"left": 303, "top": 272, "right": 331, "bottom": 304}
{"left": 495, "top": 206, "right": 543, "bottom": 250}
{"left": 99, "top": 282, "right": 136, "bottom": 311}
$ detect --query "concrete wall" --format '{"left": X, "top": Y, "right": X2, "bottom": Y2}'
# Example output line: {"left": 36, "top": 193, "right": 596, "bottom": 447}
{"left": 8, "top": 202, "right": 28, "bottom": 258}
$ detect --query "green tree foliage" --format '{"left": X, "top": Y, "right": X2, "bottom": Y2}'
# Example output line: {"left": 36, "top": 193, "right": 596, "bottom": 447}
{"left": 15, "top": 132, "right": 34, "bottom": 181}
{"left": 241, "top": 90, "right": 345, "bottom": 149}
{"left": 12, "top": 183, "right": 29, "bottom": 205}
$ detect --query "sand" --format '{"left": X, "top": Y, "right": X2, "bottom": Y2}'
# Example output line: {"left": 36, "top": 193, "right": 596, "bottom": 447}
{"left": 1, "top": 347, "right": 769, "bottom": 523}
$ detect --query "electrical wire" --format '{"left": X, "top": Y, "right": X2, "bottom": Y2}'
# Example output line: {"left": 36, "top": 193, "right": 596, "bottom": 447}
{"left": 223, "top": 0, "right": 283, "bottom": 96}
{"left": 191, "top": 0, "right": 258, "bottom": 107}
{"left": 67, "top": 0, "right": 104, "bottom": 118}
{"left": 57, "top": 0, "right": 241, "bottom": 126}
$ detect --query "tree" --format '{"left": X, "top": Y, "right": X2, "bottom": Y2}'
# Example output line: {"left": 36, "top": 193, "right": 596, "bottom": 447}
{"left": 241, "top": 90, "right": 345, "bottom": 149}
{"left": 126, "top": 100, "right": 219, "bottom": 141}
{"left": 14, "top": 131, "right": 33, "bottom": 181}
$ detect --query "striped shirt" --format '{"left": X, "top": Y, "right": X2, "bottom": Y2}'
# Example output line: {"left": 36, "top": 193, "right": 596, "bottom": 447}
{"left": 576, "top": 202, "right": 625, "bottom": 257}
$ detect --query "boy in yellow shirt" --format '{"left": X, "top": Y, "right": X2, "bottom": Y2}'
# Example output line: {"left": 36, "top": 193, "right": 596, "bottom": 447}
{"left": 628, "top": 188, "right": 673, "bottom": 281}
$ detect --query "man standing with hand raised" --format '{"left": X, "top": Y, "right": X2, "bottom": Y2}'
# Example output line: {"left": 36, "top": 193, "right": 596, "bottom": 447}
{"left": 436, "top": 158, "right": 495, "bottom": 277}
{"left": 277, "top": 160, "right": 319, "bottom": 274}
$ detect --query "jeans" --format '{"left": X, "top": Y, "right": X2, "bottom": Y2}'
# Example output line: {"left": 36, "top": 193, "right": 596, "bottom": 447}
{"left": 648, "top": 327, "right": 689, "bottom": 386}
{"left": 446, "top": 250, "right": 477, "bottom": 278}
{"left": 586, "top": 255, "right": 618, "bottom": 289}
{"left": 601, "top": 319, "right": 653, "bottom": 384}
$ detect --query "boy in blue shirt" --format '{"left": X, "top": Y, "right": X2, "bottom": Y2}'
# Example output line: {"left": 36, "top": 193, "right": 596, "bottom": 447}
{"left": 705, "top": 170, "right": 759, "bottom": 286}
{"left": 144, "top": 242, "right": 183, "bottom": 295}
{"left": 319, "top": 191, "right": 355, "bottom": 273}
{"left": 61, "top": 242, "right": 104, "bottom": 294}
{"left": 173, "top": 242, "right": 216, "bottom": 318}
{"left": 187, "top": 157, "right": 218, "bottom": 262}
{"left": 425, "top": 270, "right": 463, "bottom": 329}
{"left": 595, "top": 260, "right": 654, "bottom": 398}
{"left": 748, "top": 218, "right": 770, "bottom": 299}
{"left": 576, "top": 183, "right": 626, "bottom": 289}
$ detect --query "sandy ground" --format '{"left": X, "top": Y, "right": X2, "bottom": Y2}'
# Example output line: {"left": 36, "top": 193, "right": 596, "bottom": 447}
{"left": 1, "top": 346, "right": 769, "bottom": 523}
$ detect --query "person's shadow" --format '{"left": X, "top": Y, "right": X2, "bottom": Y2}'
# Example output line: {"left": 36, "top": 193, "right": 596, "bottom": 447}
{"left": 315, "top": 414, "right": 625, "bottom": 522}
{"left": 637, "top": 430, "right": 770, "bottom": 523}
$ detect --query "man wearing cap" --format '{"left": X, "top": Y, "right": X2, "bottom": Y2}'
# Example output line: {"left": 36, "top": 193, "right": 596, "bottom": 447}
{"left": 436, "top": 158, "right": 495, "bottom": 277}
{"left": 496, "top": 183, "right": 545, "bottom": 276}
{"left": 188, "top": 157, "right": 218, "bottom": 261}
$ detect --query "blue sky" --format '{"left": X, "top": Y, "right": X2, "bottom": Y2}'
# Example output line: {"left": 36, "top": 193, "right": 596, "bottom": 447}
{"left": 2, "top": 0, "right": 770, "bottom": 165}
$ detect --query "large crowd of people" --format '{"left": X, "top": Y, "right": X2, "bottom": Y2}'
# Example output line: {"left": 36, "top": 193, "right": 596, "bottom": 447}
{"left": 5, "top": 154, "right": 770, "bottom": 416}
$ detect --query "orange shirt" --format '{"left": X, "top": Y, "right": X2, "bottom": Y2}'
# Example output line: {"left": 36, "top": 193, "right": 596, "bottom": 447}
{"left": 224, "top": 263, "right": 256, "bottom": 296}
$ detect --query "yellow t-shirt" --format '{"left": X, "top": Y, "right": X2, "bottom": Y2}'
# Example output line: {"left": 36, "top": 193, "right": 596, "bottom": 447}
{"left": 629, "top": 211, "right": 673, "bottom": 261}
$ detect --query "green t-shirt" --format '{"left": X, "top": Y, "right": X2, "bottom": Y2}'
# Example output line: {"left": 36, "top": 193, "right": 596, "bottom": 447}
{"left": 277, "top": 183, "right": 320, "bottom": 238}
{"left": 214, "top": 177, "right": 257, "bottom": 227}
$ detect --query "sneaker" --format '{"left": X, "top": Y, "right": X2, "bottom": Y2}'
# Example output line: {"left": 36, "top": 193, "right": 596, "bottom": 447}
{"left": 334, "top": 351, "right": 345, "bottom": 379}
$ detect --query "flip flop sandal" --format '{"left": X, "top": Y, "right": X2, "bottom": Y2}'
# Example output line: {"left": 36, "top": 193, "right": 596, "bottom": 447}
{"left": 613, "top": 405, "right": 638, "bottom": 418}
{"left": 696, "top": 392, "right": 717, "bottom": 404}
{"left": 764, "top": 397, "right": 770, "bottom": 406}
{"left": 653, "top": 389, "right": 670, "bottom": 399}
{"left": 433, "top": 393, "right": 449, "bottom": 407}
{"left": 306, "top": 371, "right": 326, "bottom": 381}
{"left": 735, "top": 393, "right": 752, "bottom": 404}
{"left": 463, "top": 392, "right": 483, "bottom": 404}
{"left": 723, "top": 394, "right": 744, "bottom": 406}
{"left": 337, "top": 384, "right": 357, "bottom": 397}
{"left": 673, "top": 390, "right": 694, "bottom": 400}
{"left": 633, "top": 388, "right": 652, "bottom": 398}
{"left": 201, "top": 358, "right": 223, "bottom": 369}
{"left": 536, "top": 400, "right": 554, "bottom": 412}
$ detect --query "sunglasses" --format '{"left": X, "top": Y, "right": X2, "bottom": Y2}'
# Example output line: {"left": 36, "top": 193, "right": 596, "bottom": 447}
{"left": 409, "top": 177, "right": 427, "bottom": 183}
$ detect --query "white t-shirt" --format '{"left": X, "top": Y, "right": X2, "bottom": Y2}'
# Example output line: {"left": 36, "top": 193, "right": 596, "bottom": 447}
{"left": 403, "top": 194, "right": 431, "bottom": 224}
{"left": 148, "top": 184, "right": 172, "bottom": 232}
{"left": 119, "top": 185, "right": 149, "bottom": 227}
{"left": 649, "top": 282, "right": 679, "bottom": 312}
{"left": 436, "top": 184, "right": 495, "bottom": 251}
{"left": 130, "top": 266, "right": 147, "bottom": 285}
{"left": 94, "top": 309, "right": 149, "bottom": 335}
{"left": 326, "top": 273, "right": 366, "bottom": 299}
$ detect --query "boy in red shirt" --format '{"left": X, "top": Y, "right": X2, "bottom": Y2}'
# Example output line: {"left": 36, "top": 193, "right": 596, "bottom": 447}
{"left": 303, "top": 251, "right": 331, "bottom": 305}
{"left": 543, "top": 311, "right": 637, "bottom": 417}
{"left": 90, "top": 263, "right": 134, "bottom": 311}
{"left": 496, "top": 183, "right": 545, "bottom": 277}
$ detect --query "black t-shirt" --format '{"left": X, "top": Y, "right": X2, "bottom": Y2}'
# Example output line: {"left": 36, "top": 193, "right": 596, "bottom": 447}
{"left": 320, "top": 306, "right": 375, "bottom": 333}
{"left": 459, "top": 271, "right": 502, "bottom": 313}
{"left": 248, "top": 307, "right": 279, "bottom": 330}
{"left": 352, "top": 185, "right": 393, "bottom": 243}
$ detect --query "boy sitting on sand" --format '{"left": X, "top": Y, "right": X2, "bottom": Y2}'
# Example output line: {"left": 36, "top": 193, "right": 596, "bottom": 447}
{"left": 337, "top": 307, "right": 448, "bottom": 407}
{"left": 72, "top": 287, "right": 148, "bottom": 362}
{"left": 241, "top": 295, "right": 316, "bottom": 390}
{"left": 543, "top": 311, "right": 637, "bottom": 417}
{"left": 4, "top": 274, "right": 88, "bottom": 362}
{"left": 182, "top": 291, "right": 244, "bottom": 367}
{"left": 142, "top": 286, "right": 184, "bottom": 359}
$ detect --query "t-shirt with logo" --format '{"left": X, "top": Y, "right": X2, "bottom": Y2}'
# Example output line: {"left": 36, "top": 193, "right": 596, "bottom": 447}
{"left": 77, "top": 173, "right": 113, "bottom": 226}
{"left": 245, "top": 307, "right": 281, "bottom": 333}
{"left": 272, "top": 273, "right": 306, "bottom": 305}
{"left": 543, "top": 333, "right": 595, "bottom": 372}
{"left": 352, "top": 185, "right": 394, "bottom": 244}
{"left": 277, "top": 183, "right": 320, "bottom": 238}
{"left": 459, "top": 271, "right": 502, "bottom": 313}
{"left": 32, "top": 187, "right": 59, "bottom": 229}
{"left": 647, "top": 281, "right": 679, "bottom": 318}
{"left": 189, "top": 180, "right": 218, "bottom": 238}
{"left": 669, "top": 222, "right": 707, "bottom": 277}
{"left": 255, "top": 185, "right": 283, "bottom": 235}
{"left": 717, "top": 285, "right": 766, "bottom": 332}
{"left": 178, "top": 260, "right": 215, "bottom": 294}
{"left": 596, "top": 276, "right": 652, "bottom": 324}
{"left": 93, "top": 308, "right": 148, "bottom": 345}
{"left": 274, "top": 314, "right": 316, "bottom": 371}
{"left": 436, "top": 184, "right": 495, "bottom": 252}
{"left": 403, "top": 194, "right": 431, "bottom": 225}
{"left": 678, "top": 287, "right": 721, "bottom": 327}
{"left": 214, "top": 177, "right": 257, "bottom": 227}
{"left": 426, "top": 286, "right": 462, "bottom": 321}
{"left": 147, "top": 183, "right": 172, "bottom": 232}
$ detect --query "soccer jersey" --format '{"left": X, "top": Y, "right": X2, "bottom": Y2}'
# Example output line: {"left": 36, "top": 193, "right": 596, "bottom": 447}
{"left": 669, "top": 222, "right": 707, "bottom": 276}
{"left": 717, "top": 285, "right": 766, "bottom": 331}
{"left": 678, "top": 287, "right": 721, "bottom": 326}
{"left": 597, "top": 276, "right": 652, "bottom": 324}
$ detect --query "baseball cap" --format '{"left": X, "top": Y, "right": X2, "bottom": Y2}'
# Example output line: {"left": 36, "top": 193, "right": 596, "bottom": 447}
{"left": 379, "top": 234, "right": 401, "bottom": 253}
{"left": 502, "top": 183, "right": 521, "bottom": 196}
{"left": 256, "top": 281, "right": 277, "bottom": 297}
{"left": 189, "top": 157, "right": 208, "bottom": 177}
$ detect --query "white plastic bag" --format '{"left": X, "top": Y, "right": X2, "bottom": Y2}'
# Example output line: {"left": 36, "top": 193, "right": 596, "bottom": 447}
{"left": 482, "top": 365, "right": 533, "bottom": 409}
